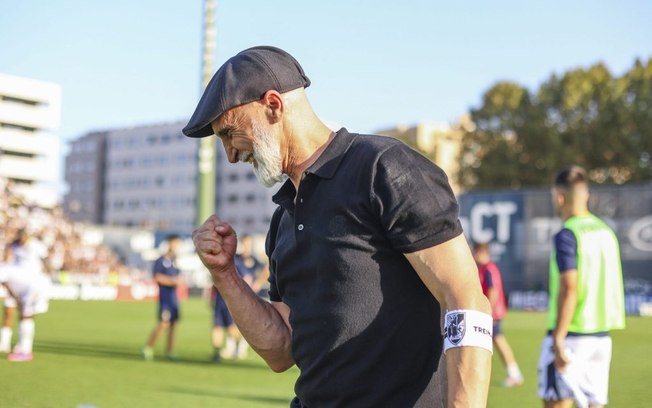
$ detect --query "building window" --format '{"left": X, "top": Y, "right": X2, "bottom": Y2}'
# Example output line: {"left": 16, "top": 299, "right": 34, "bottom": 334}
{"left": 0, "top": 123, "right": 36, "bottom": 132}
{"left": 0, "top": 95, "right": 41, "bottom": 106}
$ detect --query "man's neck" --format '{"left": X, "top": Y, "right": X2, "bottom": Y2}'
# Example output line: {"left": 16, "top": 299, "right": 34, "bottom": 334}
{"left": 284, "top": 126, "right": 336, "bottom": 189}
{"left": 563, "top": 207, "right": 590, "bottom": 221}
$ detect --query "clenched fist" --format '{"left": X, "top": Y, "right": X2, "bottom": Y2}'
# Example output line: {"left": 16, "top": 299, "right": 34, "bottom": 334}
{"left": 192, "top": 215, "right": 238, "bottom": 279}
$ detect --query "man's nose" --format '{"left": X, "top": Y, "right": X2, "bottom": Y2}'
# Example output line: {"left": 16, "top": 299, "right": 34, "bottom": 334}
{"left": 220, "top": 139, "right": 238, "bottom": 163}
{"left": 227, "top": 147, "right": 238, "bottom": 163}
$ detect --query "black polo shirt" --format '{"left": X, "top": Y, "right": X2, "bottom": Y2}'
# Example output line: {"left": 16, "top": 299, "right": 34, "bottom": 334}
{"left": 266, "top": 128, "right": 462, "bottom": 408}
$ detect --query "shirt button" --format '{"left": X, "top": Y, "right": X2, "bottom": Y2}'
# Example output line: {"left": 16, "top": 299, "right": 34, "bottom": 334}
{"left": 297, "top": 224, "right": 304, "bottom": 231}
{"left": 299, "top": 198, "right": 304, "bottom": 203}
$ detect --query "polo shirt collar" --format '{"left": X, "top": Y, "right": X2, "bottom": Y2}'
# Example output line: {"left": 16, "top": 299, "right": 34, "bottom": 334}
{"left": 272, "top": 128, "right": 356, "bottom": 208}
{"left": 306, "top": 127, "right": 356, "bottom": 179}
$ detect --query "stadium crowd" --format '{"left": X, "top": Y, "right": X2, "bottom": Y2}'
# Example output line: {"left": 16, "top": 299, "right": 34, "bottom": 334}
{"left": 0, "top": 177, "right": 133, "bottom": 281}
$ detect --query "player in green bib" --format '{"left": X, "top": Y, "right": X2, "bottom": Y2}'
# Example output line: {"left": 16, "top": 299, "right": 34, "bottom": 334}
{"left": 538, "top": 165, "right": 625, "bottom": 408}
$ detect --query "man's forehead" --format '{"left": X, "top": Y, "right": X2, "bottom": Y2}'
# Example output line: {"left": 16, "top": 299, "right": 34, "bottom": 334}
{"left": 211, "top": 108, "right": 238, "bottom": 134}
{"left": 211, "top": 104, "right": 252, "bottom": 134}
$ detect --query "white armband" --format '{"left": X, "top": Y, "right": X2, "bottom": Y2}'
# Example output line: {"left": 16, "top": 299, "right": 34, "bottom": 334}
{"left": 443, "top": 309, "right": 493, "bottom": 354}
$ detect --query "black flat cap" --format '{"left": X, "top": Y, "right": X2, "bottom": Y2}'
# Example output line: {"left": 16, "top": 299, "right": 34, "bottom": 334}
{"left": 183, "top": 46, "right": 311, "bottom": 138}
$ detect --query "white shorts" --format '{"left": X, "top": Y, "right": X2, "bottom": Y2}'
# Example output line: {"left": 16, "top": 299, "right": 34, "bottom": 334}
{"left": 0, "top": 265, "right": 51, "bottom": 317}
{"left": 538, "top": 335, "right": 612, "bottom": 407}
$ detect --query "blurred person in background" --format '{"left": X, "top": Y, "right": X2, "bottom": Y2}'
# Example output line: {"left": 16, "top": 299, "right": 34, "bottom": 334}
{"left": 243, "top": 235, "right": 271, "bottom": 298}
{"left": 210, "top": 234, "right": 260, "bottom": 362}
{"left": 473, "top": 242, "right": 524, "bottom": 387}
{"left": 0, "top": 177, "right": 137, "bottom": 285}
{"left": 0, "top": 229, "right": 50, "bottom": 362}
{"left": 142, "top": 234, "right": 183, "bottom": 361}
{"left": 538, "top": 165, "right": 626, "bottom": 408}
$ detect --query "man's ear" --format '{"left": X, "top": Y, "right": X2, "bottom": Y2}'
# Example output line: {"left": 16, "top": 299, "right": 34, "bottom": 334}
{"left": 261, "top": 90, "right": 283, "bottom": 124}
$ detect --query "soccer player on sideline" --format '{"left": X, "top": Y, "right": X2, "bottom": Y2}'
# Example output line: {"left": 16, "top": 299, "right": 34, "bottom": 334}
{"left": 142, "top": 234, "right": 183, "bottom": 361}
{"left": 538, "top": 166, "right": 626, "bottom": 408}
{"left": 185, "top": 46, "right": 492, "bottom": 407}
{"left": 472, "top": 242, "right": 524, "bottom": 387}
{"left": 211, "top": 234, "right": 262, "bottom": 362}
{"left": 0, "top": 229, "right": 50, "bottom": 362}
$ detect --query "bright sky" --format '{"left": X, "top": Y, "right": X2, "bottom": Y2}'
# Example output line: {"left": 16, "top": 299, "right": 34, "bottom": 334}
{"left": 1, "top": 0, "right": 651, "bottom": 143}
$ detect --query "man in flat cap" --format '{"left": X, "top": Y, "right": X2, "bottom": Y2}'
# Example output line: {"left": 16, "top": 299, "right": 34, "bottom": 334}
{"left": 187, "top": 46, "right": 492, "bottom": 407}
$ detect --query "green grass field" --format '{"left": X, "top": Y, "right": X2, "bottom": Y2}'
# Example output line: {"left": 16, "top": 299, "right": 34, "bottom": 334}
{"left": 0, "top": 299, "right": 649, "bottom": 407}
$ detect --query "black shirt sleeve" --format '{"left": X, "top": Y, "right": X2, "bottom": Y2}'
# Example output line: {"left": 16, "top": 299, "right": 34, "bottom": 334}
{"left": 370, "top": 144, "right": 463, "bottom": 253}
{"left": 265, "top": 206, "right": 285, "bottom": 302}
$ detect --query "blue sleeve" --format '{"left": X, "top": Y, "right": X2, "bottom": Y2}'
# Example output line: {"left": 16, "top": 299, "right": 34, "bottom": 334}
{"left": 254, "top": 258, "right": 264, "bottom": 273}
{"left": 234, "top": 256, "right": 255, "bottom": 279}
{"left": 554, "top": 228, "right": 577, "bottom": 273}
{"left": 484, "top": 269, "right": 494, "bottom": 288}
{"left": 152, "top": 258, "right": 164, "bottom": 276}
{"left": 234, "top": 256, "right": 244, "bottom": 275}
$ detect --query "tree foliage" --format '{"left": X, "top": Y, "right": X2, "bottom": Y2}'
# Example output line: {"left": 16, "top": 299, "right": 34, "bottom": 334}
{"left": 459, "top": 58, "right": 652, "bottom": 189}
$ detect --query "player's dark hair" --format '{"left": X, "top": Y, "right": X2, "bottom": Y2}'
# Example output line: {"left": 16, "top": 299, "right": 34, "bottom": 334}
{"left": 11, "top": 229, "right": 26, "bottom": 246}
{"left": 166, "top": 234, "right": 181, "bottom": 242}
{"left": 553, "top": 165, "right": 588, "bottom": 189}
{"left": 473, "top": 241, "right": 490, "bottom": 252}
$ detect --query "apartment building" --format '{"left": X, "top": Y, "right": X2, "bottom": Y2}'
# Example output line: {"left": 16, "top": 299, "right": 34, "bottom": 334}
{"left": 64, "top": 131, "right": 108, "bottom": 223}
{"left": 65, "top": 121, "right": 277, "bottom": 235}
{"left": 0, "top": 73, "right": 61, "bottom": 207}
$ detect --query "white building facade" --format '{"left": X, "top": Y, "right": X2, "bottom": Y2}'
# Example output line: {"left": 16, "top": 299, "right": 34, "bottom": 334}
{"left": 66, "top": 121, "right": 278, "bottom": 235}
{"left": 0, "top": 73, "right": 62, "bottom": 208}
{"left": 103, "top": 122, "right": 198, "bottom": 232}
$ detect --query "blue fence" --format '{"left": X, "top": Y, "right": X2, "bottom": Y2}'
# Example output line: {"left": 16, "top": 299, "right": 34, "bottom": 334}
{"left": 458, "top": 183, "right": 652, "bottom": 302}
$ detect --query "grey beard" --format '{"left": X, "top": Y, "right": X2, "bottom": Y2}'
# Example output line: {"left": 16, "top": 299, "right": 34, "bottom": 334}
{"left": 251, "top": 122, "right": 285, "bottom": 188}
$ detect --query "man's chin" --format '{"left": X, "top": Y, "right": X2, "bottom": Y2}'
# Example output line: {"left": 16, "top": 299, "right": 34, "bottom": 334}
{"left": 255, "top": 171, "right": 286, "bottom": 188}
